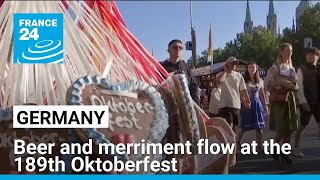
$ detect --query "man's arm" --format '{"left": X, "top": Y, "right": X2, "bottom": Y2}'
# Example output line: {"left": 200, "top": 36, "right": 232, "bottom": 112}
{"left": 216, "top": 66, "right": 227, "bottom": 85}
{"left": 296, "top": 68, "right": 310, "bottom": 111}
{"left": 239, "top": 75, "right": 251, "bottom": 108}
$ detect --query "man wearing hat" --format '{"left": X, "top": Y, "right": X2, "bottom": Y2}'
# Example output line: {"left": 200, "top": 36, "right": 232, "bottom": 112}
{"left": 293, "top": 47, "right": 320, "bottom": 157}
{"left": 216, "top": 57, "right": 251, "bottom": 132}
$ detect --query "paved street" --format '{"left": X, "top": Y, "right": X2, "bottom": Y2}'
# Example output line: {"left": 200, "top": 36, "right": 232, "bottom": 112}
{"left": 229, "top": 116, "right": 320, "bottom": 174}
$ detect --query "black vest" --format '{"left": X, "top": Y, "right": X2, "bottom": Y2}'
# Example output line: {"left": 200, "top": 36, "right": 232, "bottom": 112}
{"left": 300, "top": 63, "right": 320, "bottom": 104}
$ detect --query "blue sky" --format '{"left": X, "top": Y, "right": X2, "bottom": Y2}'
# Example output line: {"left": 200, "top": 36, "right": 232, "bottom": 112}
{"left": 116, "top": 1, "right": 318, "bottom": 62}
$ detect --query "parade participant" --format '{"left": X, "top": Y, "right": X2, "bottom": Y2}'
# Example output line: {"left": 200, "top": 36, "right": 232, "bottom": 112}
{"left": 216, "top": 57, "right": 251, "bottom": 132}
{"left": 237, "top": 62, "right": 268, "bottom": 152}
{"left": 264, "top": 43, "right": 298, "bottom": 164}
{"left": 160, "top": 39, "right": 200, "bottom": 105}
{"left": 293, "top": 47, "right": 320, "bottom": 157}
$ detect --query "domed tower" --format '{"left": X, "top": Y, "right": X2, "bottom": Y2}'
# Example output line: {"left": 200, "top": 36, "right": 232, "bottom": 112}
{"left": 296, "top": 0, "right": 313, "bottom": 30}
{"left": 267, "top": 0, "right": 277, "bottom": 36}
{"left": 244, "top": 0, "right": 253, "bottom": 34}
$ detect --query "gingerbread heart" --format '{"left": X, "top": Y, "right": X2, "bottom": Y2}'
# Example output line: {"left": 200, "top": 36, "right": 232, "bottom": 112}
{"left": 66, "top": 75, "right": 169, "bottom": 173}
{"left": 0, "top": 108, "right": 77, "bottom": 174}
{"left": 169, "top": 74, "right": 201, "bottom": 174}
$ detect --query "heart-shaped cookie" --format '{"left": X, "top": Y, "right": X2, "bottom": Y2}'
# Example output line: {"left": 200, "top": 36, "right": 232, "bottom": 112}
{"left": 0, "top": 108, "right": 77, "bottom": 174}
{"left": 169, "top": 74, "right": 201, "bottom": 174}
{"left": 66, "top": 75, "right": 169, "bottom": 174}
{"left": 156, "top": 86, "right": 184, "bottom": 174}
{"left": 208, "top": 117, "right": 236, "bottom": 167}
{"left": 197, "top": 126, "right": 229, "bottom": 174}
{"left": 194, "top": 106, "right": 230, "bottom": 174}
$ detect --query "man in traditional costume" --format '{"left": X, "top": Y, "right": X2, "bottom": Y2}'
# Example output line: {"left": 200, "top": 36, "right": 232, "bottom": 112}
{"left": 293, "top": 47, "right": 320, "bottom": 157}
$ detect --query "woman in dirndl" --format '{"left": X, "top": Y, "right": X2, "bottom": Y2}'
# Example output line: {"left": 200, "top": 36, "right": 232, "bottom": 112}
{"left": 237, "top": 62, "right": 268, "bottom": 152}
{"left": 264, "top": 43, "right": 298, "bottom": 164}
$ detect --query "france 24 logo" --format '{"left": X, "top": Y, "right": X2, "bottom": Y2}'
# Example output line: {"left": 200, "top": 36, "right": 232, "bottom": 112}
{"left": 13, "top": 13, "right": 64, "bottom": 64}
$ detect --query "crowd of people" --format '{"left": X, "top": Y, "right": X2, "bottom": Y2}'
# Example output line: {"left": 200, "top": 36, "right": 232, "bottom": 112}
{"left": 161, "top": 39, "right": 320, "bottom": 165}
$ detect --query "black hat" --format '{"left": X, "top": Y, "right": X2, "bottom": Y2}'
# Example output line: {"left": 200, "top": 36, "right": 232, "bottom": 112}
{"left": 306, "top": 47, "right": 320, "bottom": 56}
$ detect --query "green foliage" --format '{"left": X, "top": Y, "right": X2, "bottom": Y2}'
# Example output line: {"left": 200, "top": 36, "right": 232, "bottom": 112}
{"left": 219, "top": 26, "right": 278, "bottom": 69}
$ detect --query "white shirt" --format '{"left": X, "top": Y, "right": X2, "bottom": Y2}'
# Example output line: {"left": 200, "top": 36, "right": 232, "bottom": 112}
{"left": 209, "top": 87, "right": 221, "bottom": 114}
{"left": 218, "top": 71, "right": 246, "bottom": 109}
{"left": 296, "top": 68, "right": 307, "bottom": 104}
{"left": 247, "top": 79, "right": 264, "bottom": 90}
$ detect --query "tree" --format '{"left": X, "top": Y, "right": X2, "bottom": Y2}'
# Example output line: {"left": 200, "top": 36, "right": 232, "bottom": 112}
{"left": 213, "top": 48, "right": 228, "bottom": 63}
{"left": 223, "top": 26, "right": 278, "bottom": 69}
{"left": 196, "top": 50, "right": 209, "bottom": 67}
{"left": 249, "top": 26, "right": 278, "bottom": 68}
{"left": 187, "top": 55, "right": 202, "bottom": 68}
{"left": 224, "top": 34, "right": 241, "bottom": 58}
{"left": 299, "top": 3, "right": 320, "bottom": 49}
{"left": 280, "top": 4, "right": 320, "bottom": 66}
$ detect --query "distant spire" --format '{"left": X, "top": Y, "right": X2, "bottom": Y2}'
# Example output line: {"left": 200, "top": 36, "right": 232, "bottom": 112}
{"left": 278, "top": 25, "right": 281, "bottom": 37}
{"left": 267, "top": 0, "right": 277, "bottom": 36}
{"left": 244, "top": 0, "right": 253, "bottom": 34}
{"left": 245, "top": 0, "right": 251, "bottom": 22}
{"left": 268, "top": 0, "right": 275, "bottom": 15}
{"left": 207, "top": 22, "right": 213, "bottom": 64}
{"left": 292, "top": 17, "right": 296, "bottom": 33}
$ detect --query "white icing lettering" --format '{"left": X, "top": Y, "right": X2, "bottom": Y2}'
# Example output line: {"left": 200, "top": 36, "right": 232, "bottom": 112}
{"left": 135, "top": 102, "right": 145, "bottom": 113}
{"left": 90, "top": 94, "right": 103, "bottom": 105}
{"left": 106, "top": 99, "right": 117, "bottom": 113}
{"left": 89, "top": 95, "right": 154, "bottom": 114}
{"left": 125, "top": 99, "right": 136, "bottom": 114}
{"left": 129, "top": 113, "right": 142, "bottom": 130}
{"left": 111, "top": 97, "right": 119, "bottom": 113}
{"left": 88, "top": 94, "right": 154, "bottom": 132}
{"left": 123, "top": 115, "right": 133, "bottom": 128}
{"left": 0, "top": 132, "right": 63, "bottom": 149}
{"left": 118, "top": 101, "right": 127, "bottom": 113}
{"left": 0, "top": 131, "right": 65, "bottom": 168}
{"left": 115, "top": 116, "right": 125, "bottom": 128}
{"left": 144, "top": 103, "right": 154, "bottom": 113}
{"left": 0, "top": 133, "right": 14, "bottom": 148}
{"left": 108, "top": 113, "right": 142, "bottom": 132}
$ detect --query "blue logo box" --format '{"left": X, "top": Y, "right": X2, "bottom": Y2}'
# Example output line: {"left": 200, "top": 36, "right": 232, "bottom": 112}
{"left": 13, "top": 13, "right": 64, "bottom": 64}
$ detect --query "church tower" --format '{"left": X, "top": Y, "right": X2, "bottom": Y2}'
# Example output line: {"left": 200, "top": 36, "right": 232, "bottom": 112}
{"left": 292, "top": 18, "right": 296, "bottom": 33}
{"left": 296, "top": 0, "right": 313, "bottom": 30}
{"left": 244, "top": 0, "right": 253, "bottom": 34}
{"left": 267, "top": 0, "right": 277, "bottom": 36}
